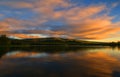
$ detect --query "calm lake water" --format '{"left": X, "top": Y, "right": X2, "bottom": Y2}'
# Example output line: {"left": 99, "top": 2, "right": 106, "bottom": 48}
{"left": 0, "top": 46, "right": 120, "bottom": 77}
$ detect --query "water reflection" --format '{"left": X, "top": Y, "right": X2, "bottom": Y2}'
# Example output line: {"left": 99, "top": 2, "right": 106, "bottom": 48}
{"left": 1, "top": 51, "right": 49, "bottom": 59}
{"left": 0, "top": 47, "right": 120, "bottom": 77}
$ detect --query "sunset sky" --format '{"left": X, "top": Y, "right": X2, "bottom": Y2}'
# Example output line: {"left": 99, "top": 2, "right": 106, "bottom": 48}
{"left": 0, "top": 0, "right": 120, "bottom": 42}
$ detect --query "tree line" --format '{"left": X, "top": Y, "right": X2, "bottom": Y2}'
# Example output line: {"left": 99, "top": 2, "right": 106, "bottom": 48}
{"left": 0, "top": 35, "right": 120, "bottom": 47}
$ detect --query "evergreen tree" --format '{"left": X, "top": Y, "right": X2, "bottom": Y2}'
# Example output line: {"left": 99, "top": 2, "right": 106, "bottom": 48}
{"left": 0, "top": 35, "right": 11, "bottom": 46}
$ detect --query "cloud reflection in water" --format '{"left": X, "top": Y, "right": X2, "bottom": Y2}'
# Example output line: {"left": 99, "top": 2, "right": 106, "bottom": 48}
{"left": 0, "top": 50, "right": 120, "bottom": 77}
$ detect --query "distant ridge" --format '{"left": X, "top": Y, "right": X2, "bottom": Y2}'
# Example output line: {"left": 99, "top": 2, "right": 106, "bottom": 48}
{"left": 0, "top": 35, "right": 119, "bottom": 47}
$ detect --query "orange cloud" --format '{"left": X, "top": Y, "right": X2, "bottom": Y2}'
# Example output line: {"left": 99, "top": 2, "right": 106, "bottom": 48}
{"left": 65, "top": 16, "right": 120, "bottom": 39}
{"left": 0, "top": 1, "right": 120, "bottom": 40}
{"left": 65, "top": 5, "right": 105, "bottom": 21}
{"left": 0, "top": 18, "right": 25, "bottom": 32}
{"left": 10, "top": 34, "right": 41, "bottom": 39}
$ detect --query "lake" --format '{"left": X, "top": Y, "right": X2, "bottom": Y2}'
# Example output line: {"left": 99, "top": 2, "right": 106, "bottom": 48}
{"left": 0, "top": 46, "right": 120, "bottom": 77}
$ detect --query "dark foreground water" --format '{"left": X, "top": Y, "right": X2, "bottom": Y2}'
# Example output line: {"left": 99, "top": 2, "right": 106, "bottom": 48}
{"left": 0, "top": 46, "right": 120, "bottom": 77}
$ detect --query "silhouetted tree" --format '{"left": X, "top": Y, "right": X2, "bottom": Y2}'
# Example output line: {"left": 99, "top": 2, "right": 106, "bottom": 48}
{"left": 0, "top": 35, "right": 11, "bottom": 46}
